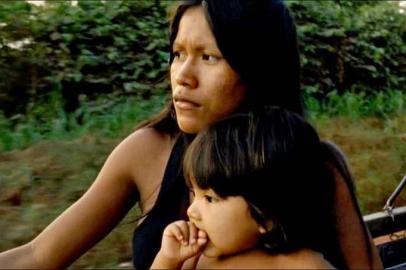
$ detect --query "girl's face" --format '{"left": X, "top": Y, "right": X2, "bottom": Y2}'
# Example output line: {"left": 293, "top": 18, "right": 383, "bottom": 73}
{"left": 187, "top": 179, "right": 261, "bottom": 258}
{"left": 171, "top": 6, "right": 246, "bottom": 134}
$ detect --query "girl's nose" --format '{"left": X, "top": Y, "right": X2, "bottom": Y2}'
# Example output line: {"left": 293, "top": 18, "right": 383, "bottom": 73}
{"left": 187, "top": 200, "right": 200, "bottom": 221}
{"left": 174, "top": 59, "right": 198, "bottom": 89}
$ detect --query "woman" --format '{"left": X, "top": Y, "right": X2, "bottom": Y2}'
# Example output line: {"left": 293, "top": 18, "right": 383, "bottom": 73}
{"left": 0, "top": 0, "right": 381, "bottom": 269}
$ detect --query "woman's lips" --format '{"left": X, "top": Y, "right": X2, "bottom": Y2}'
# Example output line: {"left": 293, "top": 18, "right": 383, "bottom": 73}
{"left": 174, "top": 98, "right": 200, "bottom": 110}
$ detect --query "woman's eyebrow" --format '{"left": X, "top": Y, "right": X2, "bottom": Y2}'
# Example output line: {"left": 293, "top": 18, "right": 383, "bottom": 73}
{"left": 172, "top": 42, "right": 184, "bottom": 51}
{"left": 173, "top": 41, "right": 218, "bottom": 52}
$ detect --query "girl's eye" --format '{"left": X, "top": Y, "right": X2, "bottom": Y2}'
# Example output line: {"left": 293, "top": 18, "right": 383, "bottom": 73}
{"left": 202, "top": 54, "right": 219, "bottom": 63}
{"left": 204, "top": 195, "right": 215, "bottom": 203}
{"left": 189, "top": 189, "right": 195, "bottom": 198}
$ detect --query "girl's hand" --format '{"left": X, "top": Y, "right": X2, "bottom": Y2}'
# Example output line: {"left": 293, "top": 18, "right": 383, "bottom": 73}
{"left": 153, "top": 220, "right": 208, "bottom": 268}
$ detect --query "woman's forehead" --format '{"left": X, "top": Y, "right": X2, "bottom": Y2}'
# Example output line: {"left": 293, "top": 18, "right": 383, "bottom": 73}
{"left": 175, "top": 6, "right": 218, "bottom": 49}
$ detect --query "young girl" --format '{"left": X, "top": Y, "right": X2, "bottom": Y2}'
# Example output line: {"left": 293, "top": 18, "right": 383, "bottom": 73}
{"left": 152, "top": 108, "right": 344, "bottom": 269}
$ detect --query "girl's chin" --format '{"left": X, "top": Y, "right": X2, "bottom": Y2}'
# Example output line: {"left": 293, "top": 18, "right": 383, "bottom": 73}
{"left": 201, "top": 242, "right": 223, "bottom": 258}
{"left": 202, "top": 242, "right": 256, "bottom": 260}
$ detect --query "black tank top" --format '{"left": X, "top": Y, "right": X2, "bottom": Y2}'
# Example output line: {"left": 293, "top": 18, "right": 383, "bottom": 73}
{"left": 132, "top": 136, "right": 190, "bottom": 269}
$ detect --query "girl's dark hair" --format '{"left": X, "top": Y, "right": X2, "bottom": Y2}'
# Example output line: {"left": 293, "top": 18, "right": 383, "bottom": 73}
{"left": 183, "top": 107, "right": 345, "bottom": 268}
{"left": 139, "top": 0, "right": 303, "bottom": 135}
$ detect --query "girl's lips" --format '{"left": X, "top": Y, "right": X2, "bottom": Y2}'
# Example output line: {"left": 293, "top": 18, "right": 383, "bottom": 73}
{"left": 174, "top": 99, "right": 201, "bottom": 110}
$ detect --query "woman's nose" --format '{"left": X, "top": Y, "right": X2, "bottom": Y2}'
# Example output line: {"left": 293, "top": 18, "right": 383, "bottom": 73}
{"left": 187, "top": 200, "right": 200, "bottom": 221}
{"left": 174, "top": 59, "right": 198, "bottom": 89}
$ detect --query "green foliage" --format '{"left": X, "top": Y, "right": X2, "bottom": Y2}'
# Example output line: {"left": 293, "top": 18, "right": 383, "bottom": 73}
{"left": 306, "top": 89, "right": 406, "bottom": 120}
{"left": 0, "top": 0, "right": 405, "bottom": 151}
{"left": 0, "top": 0, "right": 170, "bottom": 116}
{"left": 0, "top": 93, "right": 167, "bottom": 151}
{"left": 289, "top": 0, "right": 405, "bottom": 97}
{"left": 1, "top": 0, "right": 404, "bottom": 118}
{"left": 1, "top": 88, "right": 405, "bottom": 151}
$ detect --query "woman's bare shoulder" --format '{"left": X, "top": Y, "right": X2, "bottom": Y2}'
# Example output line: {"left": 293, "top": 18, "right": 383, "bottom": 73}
{"left": 112, "top": 128, "right": 177, "bottom": 209}
{"left": 111, "top": 127, "right": 172, "bottom": 164}
{"left": 110, "top": 127, "right": 174, "bottom": 181}
{"left": 120, "top": 127, "right": 172, "bottom": 151}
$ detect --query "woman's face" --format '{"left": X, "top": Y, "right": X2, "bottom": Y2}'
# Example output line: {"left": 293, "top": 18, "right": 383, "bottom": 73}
{"left": 171, "top": 6, "right": 246, "bottom": 134}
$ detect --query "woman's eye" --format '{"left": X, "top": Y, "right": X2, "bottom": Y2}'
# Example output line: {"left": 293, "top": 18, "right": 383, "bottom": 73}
{"left": 202, "top": 54, "right": 218, "bottom": 63}
{"left": 189, "top": 189, "right": 195, "bottom": 198}
{"left": 173, "top": 51, "right": 186, "bottom": 61}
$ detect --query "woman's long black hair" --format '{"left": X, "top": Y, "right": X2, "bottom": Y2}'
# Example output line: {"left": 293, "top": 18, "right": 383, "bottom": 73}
{"left": 138, "top": 0, "right": 303, "bottom": 135}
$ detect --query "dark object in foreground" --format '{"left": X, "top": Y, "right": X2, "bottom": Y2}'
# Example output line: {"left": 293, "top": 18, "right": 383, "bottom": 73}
{"left": 364, "top": 175, "right": 406, "bottom": 270}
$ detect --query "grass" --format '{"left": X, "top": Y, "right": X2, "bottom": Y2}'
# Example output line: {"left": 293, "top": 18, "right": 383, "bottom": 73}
{"left": 0, "top": 137, "right": 139, "bottom": 268}
{"left": 306, "top": 89, "right": 406, "bottom": 119}
{"left": 314, "top": 116, "right": 406, "bottom": 212}
{"left": 0, "top": 90, "right": 406, "bottom": 267}
{"left": 0, "top": 92, "right": 168, "bottom": 151}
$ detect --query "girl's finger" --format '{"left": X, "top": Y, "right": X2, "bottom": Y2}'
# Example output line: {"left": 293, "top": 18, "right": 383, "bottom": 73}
{"left": 197, "top": 236, "right": 207, "bottom": 246}
{"left": 188, "top": 222, "right": 198, "bottom": 245}
{"left": 175, "top": 221, "right": 189, "bottom": 245}
{"left": 197, "top": 229, "right": 207, "bottom": 239}
{"left": 166, "top": 222, "right": 184, "bottom": 242}
{"left": 197, "top": 229, "right": 207, "bottom": 246}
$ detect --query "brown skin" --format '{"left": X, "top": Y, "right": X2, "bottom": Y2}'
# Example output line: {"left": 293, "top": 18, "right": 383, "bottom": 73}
{"left": 333, "top": 168, "right": 383, "bottom": 269}
{"left": 0, "top": 5, "right": 381, "bottom": 270}
{"left": 191, "top": 248, "right": 335, "bottom": 269}
{"left": 152, "top": 183, "right": 335, "bottom": 270}
{"left": 171, "top": 6, "right": 246, "bottom": 134}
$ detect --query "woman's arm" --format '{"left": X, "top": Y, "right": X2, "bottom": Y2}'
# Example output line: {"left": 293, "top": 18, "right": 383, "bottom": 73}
{"left": 324, "top": 141, "right": 382, "bottom": 269}
{"left": 0, "top": 128, "right": 172, "bottom": 268}
{"left": 333, "top": 169, "right": 382, "bottom": 269}
{"left": 0, "top": 244, "right": 40, "bottom": 268}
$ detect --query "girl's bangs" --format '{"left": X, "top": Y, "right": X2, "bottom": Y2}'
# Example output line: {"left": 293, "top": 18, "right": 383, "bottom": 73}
{"left": 183, "top": 117, "right": 251, "bottom": 197}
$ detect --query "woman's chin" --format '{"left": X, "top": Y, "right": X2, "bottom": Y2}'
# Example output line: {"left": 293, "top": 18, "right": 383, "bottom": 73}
{"left": 177, "top": 119, "right": 203, "bottom": 134}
